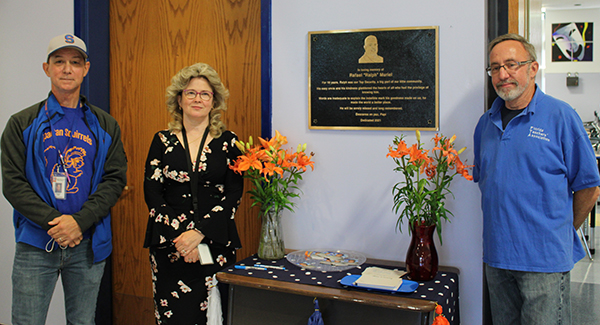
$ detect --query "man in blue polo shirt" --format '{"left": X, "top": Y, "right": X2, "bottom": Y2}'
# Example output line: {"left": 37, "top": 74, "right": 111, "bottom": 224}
{"left": 474, "top": 33, "right": 600, "bottom": 325}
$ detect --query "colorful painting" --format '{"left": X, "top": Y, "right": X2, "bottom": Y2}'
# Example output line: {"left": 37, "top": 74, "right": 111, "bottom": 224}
{"left": 552, "top": 22, "right": 593, "bottom": 62}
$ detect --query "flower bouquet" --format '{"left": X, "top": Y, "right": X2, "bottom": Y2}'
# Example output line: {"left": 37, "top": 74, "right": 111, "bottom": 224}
{"left": 230, "top": 130, "right": 315, "bottom": 259}
{"left": 386, "top": 130, "right": 473, "bottom": 243}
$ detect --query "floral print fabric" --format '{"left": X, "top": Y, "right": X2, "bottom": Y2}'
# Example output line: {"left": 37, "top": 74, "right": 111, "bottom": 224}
{"left": 149, "top": 245, "right": 234, "bottom": 324}
{"left": 144, "top": 130, "right": 243, "bottom": 324}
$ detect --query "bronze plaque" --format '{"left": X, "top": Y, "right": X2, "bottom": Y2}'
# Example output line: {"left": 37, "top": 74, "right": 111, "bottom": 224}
{"left": 309, "top": 26, "right": 439, "bottom": 130}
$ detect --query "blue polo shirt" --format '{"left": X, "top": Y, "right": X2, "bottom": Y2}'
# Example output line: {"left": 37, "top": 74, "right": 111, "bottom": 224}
{"left": 473, "top": 86, "right": 600, "bottom": 272}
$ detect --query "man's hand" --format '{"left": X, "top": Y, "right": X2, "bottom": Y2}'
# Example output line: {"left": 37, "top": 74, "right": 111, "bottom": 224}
{"left": 47, "top": 214, "right": 83, "bottom": 247}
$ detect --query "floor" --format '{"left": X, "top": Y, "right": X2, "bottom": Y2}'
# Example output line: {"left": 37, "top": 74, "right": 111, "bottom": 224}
{"left": 571, "top": 221, "right": 600, "bottom": 325}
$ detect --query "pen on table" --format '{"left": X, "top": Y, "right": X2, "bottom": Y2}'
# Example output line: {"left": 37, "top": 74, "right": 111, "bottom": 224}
{"left": 254, "top": 264, "right": 286, "bottom": 270}
{"left": 234, "top": 265, "right": 267, "bottom": 271}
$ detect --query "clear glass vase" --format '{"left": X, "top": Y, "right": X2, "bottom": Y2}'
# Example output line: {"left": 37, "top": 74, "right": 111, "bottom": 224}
{"left": 257, "top": 206, "right": 285, "bottom": 260}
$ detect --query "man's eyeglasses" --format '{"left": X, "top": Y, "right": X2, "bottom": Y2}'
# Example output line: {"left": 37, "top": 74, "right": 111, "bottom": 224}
{"left": 182, "top": 89, "right": 214, "bottom": 101}
{"left": 486, "top": 60, "right": 533, "bottom": 77}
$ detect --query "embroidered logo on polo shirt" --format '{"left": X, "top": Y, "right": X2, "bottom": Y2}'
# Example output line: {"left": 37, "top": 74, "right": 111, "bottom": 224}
{"left": 528, "top": 126, "right": 550, "bottom": 142}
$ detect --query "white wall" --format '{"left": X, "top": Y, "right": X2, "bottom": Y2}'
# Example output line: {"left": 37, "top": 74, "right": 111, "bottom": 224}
{"left": 272, "top": 1, "right": 485, "bottom": 324}
{"left": 542, "top": 8, "right": 600, "bottom": 122}
{"left": 0, "top": 1, "right": 73, "bottom": 323}
{"left": 544, "top": 73, "right": 600, "bottom": 122}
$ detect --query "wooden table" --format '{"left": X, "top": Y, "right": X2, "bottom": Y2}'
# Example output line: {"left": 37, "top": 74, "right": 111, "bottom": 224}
{"left": 217, "top": 254, "right": 459, "bottom": 325}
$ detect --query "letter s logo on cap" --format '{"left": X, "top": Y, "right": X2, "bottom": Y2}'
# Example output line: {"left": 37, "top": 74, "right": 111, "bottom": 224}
{"left": 65, "top": 34, "right": 75, "bottom": 44}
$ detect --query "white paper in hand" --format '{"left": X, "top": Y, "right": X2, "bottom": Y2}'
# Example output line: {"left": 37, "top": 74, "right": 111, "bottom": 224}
{"left": 197, "top": 243, "right": 214, "bottom": 265}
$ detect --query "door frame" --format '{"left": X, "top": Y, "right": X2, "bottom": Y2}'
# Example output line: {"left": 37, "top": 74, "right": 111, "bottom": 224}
{"left": 75, "top": 1, "right": 273, "bottom": 323}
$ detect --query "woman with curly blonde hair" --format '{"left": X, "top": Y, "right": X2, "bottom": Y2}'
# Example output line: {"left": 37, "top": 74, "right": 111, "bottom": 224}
{"left": 143, "top": 62, "right": 243, "bottom": 324}
{"left": 165, "top": 62, "right": 229, "bottom": 136}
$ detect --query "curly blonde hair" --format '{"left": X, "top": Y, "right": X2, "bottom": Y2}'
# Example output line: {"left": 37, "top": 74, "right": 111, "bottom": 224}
{"left": 166, "top": 62, "right": 230, "bottom": 138}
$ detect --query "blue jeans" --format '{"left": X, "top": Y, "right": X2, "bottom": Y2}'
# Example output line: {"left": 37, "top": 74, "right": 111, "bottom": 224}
{"left": 12, "top": 240, "right": 106, "bottom": 325}
{"left": 485, "top": 264, "right": 571, "bottom": 325}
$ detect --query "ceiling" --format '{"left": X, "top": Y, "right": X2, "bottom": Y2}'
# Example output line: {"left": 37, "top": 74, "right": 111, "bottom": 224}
{"left": 542, "top": 0, "right": 600, "bottom": 9}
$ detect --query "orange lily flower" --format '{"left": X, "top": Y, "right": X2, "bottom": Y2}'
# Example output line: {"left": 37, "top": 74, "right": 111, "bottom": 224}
{"left": 255, "top": 149, "right": 272, "bottom": 163}
{"left": 296, "top": 151, "right": 315, "bottom": 172}
{"left": 442, "top": 148, "right": 459, "bottom": 166}
{"left": 432, "top": 133, "right": 442, "bottom": 146}
{"left": 274, "top": 130, "right": 288, "bottom": 146}
{"left": 232, "top": 154, "right": 262, "bottom": 174}
{"left": 387, "top": 139, "right": 410, "bottom": 158}
{"left": 259, "top": 130, "right": 288, "bottom": 152}
{"left": 407, "top": 144, "right": 429, "bottom": 168}
{"left": 455, "top": 158, "right": 474, "bottom": 181}
{"left": 259, "top": 136, "right": 278, "bottom": 151}
{"left": 261, "top": 162, "right": 283, "bottom": 180}
{"left": 278, "top": 150, "right": 297, "bottom": 169}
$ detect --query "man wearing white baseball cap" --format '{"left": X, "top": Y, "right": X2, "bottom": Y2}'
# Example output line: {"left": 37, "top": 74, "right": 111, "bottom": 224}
{"left": 47, "top": 33, "right": 89, "bottom": 60}
{"left": 1, "top": 33, "right": 127, "bottom": 324}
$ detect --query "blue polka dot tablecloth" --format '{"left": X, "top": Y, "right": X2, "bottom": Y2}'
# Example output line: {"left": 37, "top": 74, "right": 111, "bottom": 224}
{"left": 223, "top": 255, "right": 460, "bottom": 325}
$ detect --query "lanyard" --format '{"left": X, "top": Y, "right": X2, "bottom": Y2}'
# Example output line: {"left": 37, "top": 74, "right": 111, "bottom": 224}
{"left": 181, "top": 126, "right": 210, "bottom": 213}
{"left": 44, "top": 101, "right": 80, "bottom": 185}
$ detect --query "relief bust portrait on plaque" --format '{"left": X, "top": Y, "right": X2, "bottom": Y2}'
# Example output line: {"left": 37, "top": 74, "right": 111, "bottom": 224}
{"left": 309, "top": 26, "right": 438, "bottom": 130}
{"left": 359, "top": 35, "right": 384, "bottom": 64}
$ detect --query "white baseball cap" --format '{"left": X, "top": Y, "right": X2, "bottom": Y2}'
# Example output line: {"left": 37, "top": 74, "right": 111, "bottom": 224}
{"left": 47, "top": 33, "right": 88, "bottom": 60}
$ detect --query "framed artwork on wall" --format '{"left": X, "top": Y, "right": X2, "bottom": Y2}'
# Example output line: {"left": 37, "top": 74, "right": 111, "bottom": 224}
{"left": 551, "top": 22, "right": 593, "bottom": 62}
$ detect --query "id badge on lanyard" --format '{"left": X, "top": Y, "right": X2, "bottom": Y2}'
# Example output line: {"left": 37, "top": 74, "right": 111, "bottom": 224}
{"left": 52, "top": 171, "right": 67, "bottom": 200}
{"left": 45, "top": 100, "right": 76, "bottom": 201}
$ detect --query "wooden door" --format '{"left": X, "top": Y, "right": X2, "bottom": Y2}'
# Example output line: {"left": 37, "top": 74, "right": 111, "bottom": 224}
{"left": 509, "top": 0, "right": 519, "bottom": 34}
{"left": 109, "top": 0, "right": 262, "bottom": 323}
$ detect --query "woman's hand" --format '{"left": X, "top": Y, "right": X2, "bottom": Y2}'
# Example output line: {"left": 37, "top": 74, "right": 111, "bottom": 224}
{"left": 173, "top": 229, "right": 205, "bottom": 259}
{"left": 182, "top": 247, "right": 200, "bottom": 263}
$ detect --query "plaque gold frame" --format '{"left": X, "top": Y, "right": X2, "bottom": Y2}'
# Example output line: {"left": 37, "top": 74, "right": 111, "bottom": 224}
{"left": 308, "top": 26, "right": 439, "bottom": 131}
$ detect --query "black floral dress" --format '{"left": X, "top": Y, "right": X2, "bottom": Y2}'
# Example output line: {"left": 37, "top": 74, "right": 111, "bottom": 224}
{"left": 143, "top": 130, "right": 243, "bottom": 324}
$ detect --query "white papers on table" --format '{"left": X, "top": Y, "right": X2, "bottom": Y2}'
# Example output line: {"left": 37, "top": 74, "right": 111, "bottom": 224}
{"left": 353, "top": 266, "right": 406, "bottom": 291}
